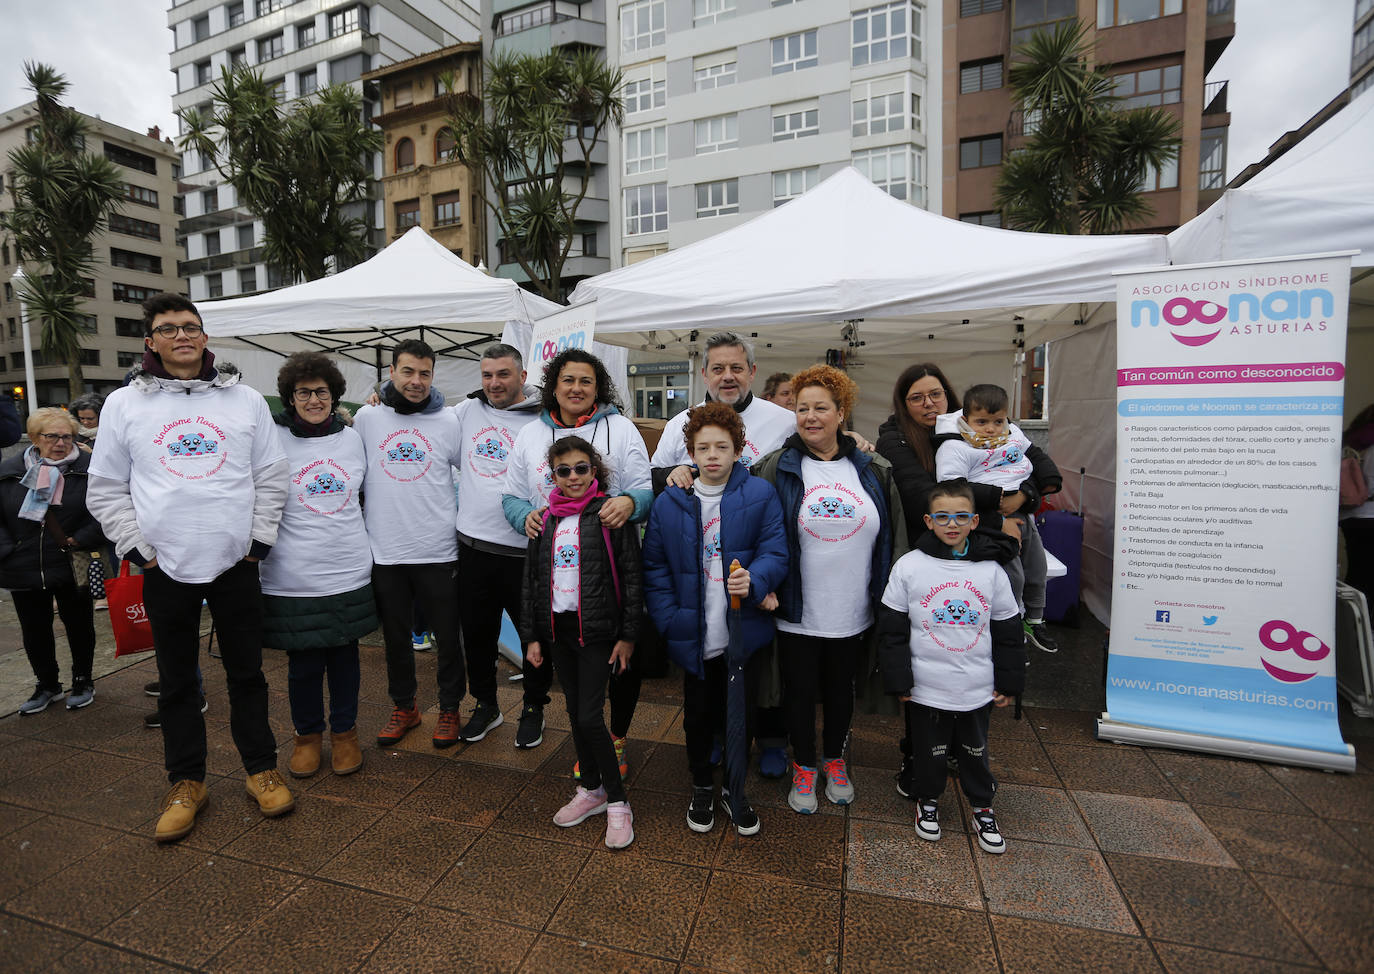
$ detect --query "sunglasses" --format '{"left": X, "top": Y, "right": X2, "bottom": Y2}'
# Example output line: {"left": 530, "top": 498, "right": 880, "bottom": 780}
{"left": 554, "top": 462, "right": 592, "bottom": 478}
{"left": 929, "top": 512, "right": 974, "bottom": 526}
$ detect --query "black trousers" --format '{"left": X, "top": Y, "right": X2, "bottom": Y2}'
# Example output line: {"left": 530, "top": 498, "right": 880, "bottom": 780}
{"left": 906, "top": 700, "right": 996, "bottom": 808}
{"left": 777, "top": 631, "right": 863, "bottom": 767}
{"left": 142, "top": 560, "right": 276, "bottom": 784}
{"left": 683, "top": 653, "right": 759, "bottom": 788}
{"left": 372, "top": 561, "right": 464, "bottom": 711}
{"left": 457, "top": 544, "right": 551, "bottom": 708}
{"left": 549, "top": 613, "right": 625, "bottom": 803}
{"left": 13, "top": 584, "right": 95, "bottom": 689}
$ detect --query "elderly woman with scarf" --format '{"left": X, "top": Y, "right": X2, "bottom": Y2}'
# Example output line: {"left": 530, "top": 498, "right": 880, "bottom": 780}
{"left": 0, "top": 408, "right": 107, "bottom": 713}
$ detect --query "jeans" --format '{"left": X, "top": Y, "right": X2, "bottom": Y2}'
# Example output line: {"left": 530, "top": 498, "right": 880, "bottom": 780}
{"left": 286, "top": 642, "right": 360, "bottom": 735}
{"left": 778, "top": 631, "right": 863, "bottom": 768}
{"left": 683, "top": 653, "right": 759, "bottom": 787}
{"left": 906, "top": 700, "right": 996, "bottom": 808}
{"left": 457, "top": 544, "right": 551, "bottom": 708}
{"left": 371, "top": 561, "right": 464, "bottom": 711}
{"left": 13, "top": 584, "right": 95, "bottom": 689}
{"left": 1002, "top": 513, "right": 1046, "bottom": 618}
{"left": 142, "top": 559, "right": 276, "bottom": 783}
{"left": 549, "top": 613, "right": 625, "bottom": 803}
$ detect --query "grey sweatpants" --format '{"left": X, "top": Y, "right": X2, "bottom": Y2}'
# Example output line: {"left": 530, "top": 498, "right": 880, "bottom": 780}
{"left": 1001, "top": 513, "right": 1046, "bottom": 618}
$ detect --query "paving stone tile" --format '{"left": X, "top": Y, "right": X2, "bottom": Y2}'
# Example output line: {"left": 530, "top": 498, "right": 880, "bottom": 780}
{"left": 843, "top": 892, "right": 994, "bottom": 973}
{"left": 993, "top": 783, "right": 1094, "bottom": 848}
{"left": 1074, "top": 792, "right": 1236, "bottom": 866}
{"left": 7, "top": 833, "right": 200, "bottom": 934}
{"left": 992, "top": 915, "right": 1161, "bottom": 973}
{"left": 1149, "top": 750, "right": 1312, "bottom": 814}
{"left": 0, "top": 913, "right": 179, "bottom": 973}
{"left": 402, "top": 762, "right": 529, "bottom": 827}
{"left": 304, "top": 747, "right": 446, "bottom": 809}
{"left": 714, "top": 804, "right": 844, "bottom": 886}
{"left": 221, "top": 791, "right": 382, "bottom": 875}
{"left": 988, "top": 704, "right": 1039, "bottom": 741}
{"left": 19, "top": 703, "right": 148, "bottom": 749}
{"left": 450, "top": 716, "right": 569, "bottom": 773}
{"left": 0, "top": 801, "right": 44, "bottom": 838}
{"left": 1046, "top": 744, "right": 1181, "bottom": 799}
{"left": 2, "top": 748, "right": 144, "bottom": 815}
{"left": 613, "top": 787, "right": 725, "bottom": 868}
{"left": 1194, "top": 803, "right": 1374, "bottom": 886}
{"left": 206, "top": 878, "right": 410, "bottom": 973}
{"left": 989, "top": 739, "right": 1065, "bottom": 789}
{"left": 487, "top": 774, "right": 608, "bottom": 847}
{"left": 317, "top": 810, "right": 481, "bottom": 899}
{"left": 92, "top": 726, "right": 167, "bottom": 765}
{"left": 0, "top": 815, "right": 122, "bottom": 902}
{"left": 978, "top": 839, "right": 1137, "bottom": 934}
{"left": 844, "top": 818, "right": 982, "bottom": 910}
{"left": 100, "top": 856, "right": 301, "bottom": 967}
{"left": 361, "top": 907, "right": 537, "bottom": 972}
{"left": 517, "top": 935, "right": 677, "bottom": 974}
{"left": 1251, "top": 872, "right": 1374, "bottom": 972}
{"left": 685, "top": 871, "right": 840, "bottom": 973}
{"left": 624, "top": 701, "right": 683, "bottom": 742}
{"left": 1266, "top": 764, "right": 1374, "bottom": 822}
{"left": 1026, "top": 707, "right": 1114, "bottom": 747}
{"left": 1329, "top": 818, "right": 1374, "bottom": 862}
{"left": 629, "top": 741, "right": 693, "bottom": 796}
{"left": 1154, "top": 942, "right": 1326, "bottom": 974}
{"left": 536, "top": 732, "right": 654, "bottom": 787}
{"left": 1106, "top": 852, "right": 1317, "bottom": 965}
{"left": 0, "top": 737, "right": 80, "bottom": 786}
{"left": 426, "top": 831, "right": 589, "bottom": 927}
{"left": 548, "top": 851, "right": 708, "bottom": 959}
{"left": 846, "top": 763, "right": 930, "bottom": 825}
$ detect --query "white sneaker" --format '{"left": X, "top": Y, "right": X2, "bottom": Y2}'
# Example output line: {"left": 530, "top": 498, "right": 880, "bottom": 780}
{"left": 973, "top": 808, "right": 1006, "bottom": 854}
{"left": 915, "top": 800, "right": 941, "bottom": 841}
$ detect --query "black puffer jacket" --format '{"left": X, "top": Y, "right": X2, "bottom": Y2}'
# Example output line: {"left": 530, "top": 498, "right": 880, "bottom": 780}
{"left": 520, "top": 495, "right": 642, "bottom": 647}
{"left": 0, "top": 449, "right": 106, "bottom": 590}
{"left": 876, "top": 414, "right": 941, "bottom": 546}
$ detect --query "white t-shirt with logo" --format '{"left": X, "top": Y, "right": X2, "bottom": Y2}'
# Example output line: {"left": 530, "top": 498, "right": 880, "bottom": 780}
{"left": 881, "top": 549, "right": 1019, "bottom": 712}
{"left": 453, "top": 396, "right": 539, "bottom": 550}
{"left": 652, "top": 396, "right": 796, "bottom": 469}
{"left": 505, "top": 413, "right": 651, "bottom": 510}
{"left": 260, "top": 426, "right": 373, "bottom": 598}
{"left": 934, "top": 415, "right": 1035, "bottom": 493}
{"left": 352, "top": 404, "right": 462, "bottom": 565}
{"left": 776, "top": 456, "right": 881, "bottom": 639}
{"left": 550, "top": 515, "right": 581, "bottom": 613}
{"left": 696, "top": 480, "right": 728, "bottom": 659}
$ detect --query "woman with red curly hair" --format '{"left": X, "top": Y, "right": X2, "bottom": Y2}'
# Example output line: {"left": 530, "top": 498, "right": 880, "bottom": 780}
{"left": 753, "top": 365, "right": 906, "bottom": 815}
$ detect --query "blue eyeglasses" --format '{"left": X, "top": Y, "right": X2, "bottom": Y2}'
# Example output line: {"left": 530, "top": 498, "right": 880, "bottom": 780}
{"left": 929, "top": 512, "right": 974, "bottom": 526}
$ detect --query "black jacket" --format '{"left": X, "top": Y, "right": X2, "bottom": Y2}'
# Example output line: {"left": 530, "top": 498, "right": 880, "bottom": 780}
{"left": 876, "top": 414, "right": 940, "bottom": 545}
{"left": 520, "top": 495, "right": 643, "bottom": 647}
{"left": 0, "top": 450, "right": 106, "bottom": 590}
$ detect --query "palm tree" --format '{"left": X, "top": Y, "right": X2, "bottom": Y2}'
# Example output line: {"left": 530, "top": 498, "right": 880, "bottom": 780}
{"left": 446, "top": 50, "right": 623, "bottom": 300}
{"left": 180, "top": 67, "right": 382, "bottom": 283}
{"left": 994, "top": 21, "right": 1181, "bottom": 235}
{"left": 4, "top": 62, "right": 126, "bottom": 398}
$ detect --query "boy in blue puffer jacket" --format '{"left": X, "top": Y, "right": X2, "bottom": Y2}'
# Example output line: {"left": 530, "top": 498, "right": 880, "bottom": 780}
{"left": 643, "top": 403, "right": 789, "bottom": 836}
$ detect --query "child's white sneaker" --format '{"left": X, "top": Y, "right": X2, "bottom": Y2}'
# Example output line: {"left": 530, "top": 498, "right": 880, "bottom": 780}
{"left": 973, "top": 808, "right": 1006, "bottom": 854}
{"left": 915, "top": 800, "right": 941, "bottom": 841}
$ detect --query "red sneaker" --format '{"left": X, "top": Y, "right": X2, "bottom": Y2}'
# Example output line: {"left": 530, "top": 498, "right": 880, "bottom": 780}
{"left": 376, "top": 703, "right": 421, "bottom": 747}
{"left": 433, "top": 709, "right": 463, "bottom": 749}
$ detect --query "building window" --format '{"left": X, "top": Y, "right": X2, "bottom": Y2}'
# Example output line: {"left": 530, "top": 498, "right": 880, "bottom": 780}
{"left": 202, "top": 187, "right": 219, "bottom": 213}
{"left": 75, "top": 314, "right": 98, "bottom": 334}
{"left": 1357, "top": 20, "right": 1374, "bottom": 76}
{"left": 256, "top": 0, "right": 286, "bottom": 14}
{"left": 115, "top": 317, "right": 143, "bottom": 338}
{"left": 496, "top": 3, "right": 557, "bottom": 36}
{"left": 694, "top": 114, "right": 738, "bottom": 154}
{"left": 435, "top": 128, "right": 457, "bottom": 162}
{"left": 117, "top": 350, "right": 140, "bottom": 368}
{"left": 79, "top": 349, "right": 100, "bottom": 367}
{"left": 110, "top": 248, "right": 163, "bottom": 274}
{"left": 623, "top": 67, "right": 665, "bottom": 116}
{"left": 192, "top": 15, "right": 211, "bottom": 42}
{"left": 113, "top": 282, "right": 157, "bottom": 304}
{"left": 104, "top": 142, "right": 157, "bottom": 175}
{"left": 204, "top": 232, "right": 221, "bottom": 257}
{"left": 772, "top": 30, "right": 818, "bottom": 74}
{"left": 852, "top": 2, "right": 919, "bottom": 67}
{"left": 299, "top": 69, "right": 317, "bottom": 95}
{"left": 329, "top": 54, "right": 368, "bottom": 84}
{"left": 1097, "top": 0, "right": 1181, "bottom": 28}
{"left": 960, "top": 58, "right": 1003, "bottom": 94}
{"left": 693, "top": 50, "right": 737, "bottom": 91}
{"left": 1112, "top": 64, "right": 1182, "bottom": 108}
{"left": 123, "top": 183, "right": 159, "bottom": 207}
{"left": 393, "top": 82, "right": 413, "bottom": 108}
{"left": 772, "top": 100, "right": 820, "bottom": 141}
{"left": 1199, "top": 126, "right": 1227, "bottom": 191}
{"left": 624, "top": 183, "right": 668, "bottom": 235}
{"left": 227, "top": 2, "right": 245, "bottom": 27}
{"left": 230, "top": 47, "right": 248, "bottom": 68}
{"left": 174, "top": 195, "right": 186, "bottom": 215}
{"left": 237, "top": 224, "right": 255, "bottom": 250}
{"left": 207, "top": 272, "right": 224, "bottom": 299}
{"left": 960, "top": 0, "right": 1002, "bottom": 13}
{"left": 195, "top": 61, "right": 213, "bottom": 86}
{"left": 695, "top": 179, "right": 739, "bottom": 219}
{"left": 257, "top": 33, "right": 284, "bottom": 61}
{"left": 329, "top": 7, "right": 362, "bottom": 37}
{"left": 854, "top": 146, "right": 922, "bottom": 203}
{"left": 239, "top": 268, "right": 258, "bottom": 293}
{"left": 1012, "top": 0, "right": 1076, "bottom": 46}
{"left": 395, "top": 138, "right": 415, "bottom": 173}
{"left": 297, "top": 21, "right": 316, "bottom": 46}
{"left": 960, "top": 211, "right": 1002, "bottom": 227}
{"left": 1137, "top": 156, "right": 1179, "bottom": 192}
{"left": 852, "top": 78, "right": 909, "bottom": 137}
{"left": 624, "top": 125, "right": 666, "bottom": 175}
{"left": 621, "top": 0, "right": 666, "bottom": 55}
{"left": 959, "top": 134, "right": 1002, "bottom": 169}
{"left": 109, "top": 214, "right": 161, "bottom": 241}
{"left": 434, "top": 192, "right": 461, "bottom": 226}
{"left": 693, "top": 0, "right": 735, "bottom": 26}
{"left": 395, "top": 198, "right": 420, "bottom": 230}
{"left": 773, "top": 167, "right": 819, "bottom": 206}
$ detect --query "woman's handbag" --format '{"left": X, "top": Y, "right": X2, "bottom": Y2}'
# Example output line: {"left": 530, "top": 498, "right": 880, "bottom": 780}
{"left": 66, "top": 547, "right": 114, "bottom": 594}
{"left": 106, "top": 561, "right": 156, "bottom": 657}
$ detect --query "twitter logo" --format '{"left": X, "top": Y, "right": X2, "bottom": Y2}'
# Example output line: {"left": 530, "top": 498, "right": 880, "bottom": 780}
{"left": 1202, "top": 615, "right": 1219, "bottom": 626}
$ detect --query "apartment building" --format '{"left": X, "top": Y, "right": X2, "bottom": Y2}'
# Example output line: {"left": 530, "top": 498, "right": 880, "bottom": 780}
{"left": 1354, "top": 0, "right": 1373, "bottom": 99}
{"left": 0, "top": 107, "right": 183, "bottom": 406}
{"left": 167, "top": 0, "right": 481, "bottom": 302}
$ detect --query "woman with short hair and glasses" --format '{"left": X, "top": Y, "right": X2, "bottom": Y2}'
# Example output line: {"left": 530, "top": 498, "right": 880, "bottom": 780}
{"left": 0, "top": 408, "right": 106, "bottom": 713}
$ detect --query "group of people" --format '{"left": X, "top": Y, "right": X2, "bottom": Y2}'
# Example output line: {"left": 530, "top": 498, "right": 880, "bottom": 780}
{"left": 2, "top": 292, "right": 1069, "bottom": 858}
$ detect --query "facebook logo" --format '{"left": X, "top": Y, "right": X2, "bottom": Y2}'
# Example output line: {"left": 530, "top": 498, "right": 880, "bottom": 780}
{"left": 1155, "top": 610, "right": 1171, "bottom": 623}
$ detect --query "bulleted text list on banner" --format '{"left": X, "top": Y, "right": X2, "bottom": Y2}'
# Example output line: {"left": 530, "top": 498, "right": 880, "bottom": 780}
{"left": 1105, "top": 253, "right": 1352, "bottom": 766}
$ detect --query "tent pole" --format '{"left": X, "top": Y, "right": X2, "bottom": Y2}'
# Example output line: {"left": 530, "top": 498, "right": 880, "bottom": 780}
{"left": 375, "top": 345, "right": 383, "bottom": 384}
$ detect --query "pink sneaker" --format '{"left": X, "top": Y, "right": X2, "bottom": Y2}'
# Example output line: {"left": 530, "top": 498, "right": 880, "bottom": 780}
{"left": 605, "top": 801, "right": 634, "bottom": 849}
{"left": 554, "top": 786, "right": 608, "bottom": 827}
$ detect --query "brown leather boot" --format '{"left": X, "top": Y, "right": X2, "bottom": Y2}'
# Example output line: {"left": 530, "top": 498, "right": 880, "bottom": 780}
{"left": 155, "top": 779, "right": 209, "bottom": 843}
{"left": 288, "top": 733, "right": 322, "bottom": 778}
{"left": 330, "top": 727, "right": 363, "bottom": 775}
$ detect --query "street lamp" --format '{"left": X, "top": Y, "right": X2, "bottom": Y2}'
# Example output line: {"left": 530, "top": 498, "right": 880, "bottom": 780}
{"left": 9, "top": 267, "right": 37, "bottom": 412}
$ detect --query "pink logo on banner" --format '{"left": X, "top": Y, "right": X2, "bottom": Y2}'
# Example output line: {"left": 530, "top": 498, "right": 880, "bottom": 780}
{"left": 1116, "top": 362, "right": 1345, "bottom": 387}
{"left": 1257, "top": 619, "right": 1330, "bottom": 684}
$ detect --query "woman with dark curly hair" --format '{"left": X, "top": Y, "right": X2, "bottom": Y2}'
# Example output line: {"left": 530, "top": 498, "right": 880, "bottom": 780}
{"left": 261, "top": 352, "right": 378, "bottom": 778}
{"left": 502, "top": 347, "right": 652, "bottom": 778}
{"left": 754, "top": 365, "right": 906, "bottom": 815}
{"left": 876, "top": 363, "right": 961, "bottom": 546}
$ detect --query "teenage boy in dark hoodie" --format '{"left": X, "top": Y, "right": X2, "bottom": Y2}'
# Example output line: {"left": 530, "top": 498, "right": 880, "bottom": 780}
{"left": 878, "top": 478, "right": 1025, "bottom": 855}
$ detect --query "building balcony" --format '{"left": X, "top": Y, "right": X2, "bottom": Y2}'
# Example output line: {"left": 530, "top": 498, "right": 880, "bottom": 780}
{"left": 178, "top": 246, "right": 265, "bottom": 278}
{"left": 177, "top": 206, "right": 255, "bottom": 235}
{"left": 1205, "top": 0, "right": 1235, "bottom": 72}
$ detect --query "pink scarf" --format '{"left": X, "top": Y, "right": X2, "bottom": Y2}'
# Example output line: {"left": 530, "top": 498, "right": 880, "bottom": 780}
{"left": 546, "top": 479, "right": 622, "bottom": 606}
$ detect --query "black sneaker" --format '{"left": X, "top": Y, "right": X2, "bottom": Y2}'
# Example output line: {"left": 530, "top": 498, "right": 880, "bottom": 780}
{"left": 895, "top": 755, "right": 914, "bottom": 800}
{"left": 144, "top": 696, "right": 206, "bottom": 728}
{"left": 1025, "top": 620, "right": 1059, "bottom": 653}
{"left": 18, "top": 685, "right": 63, "bottom": 716}
{"left": 687, "top": 785, "right": 715, "bottom": 833}
{"left": 973, "top": 808, "right": 1006, "bottom": 854}
{"left": 459, "top": 701, "right": 504, "bottom": 742}
{"left": 514, "top": 704, "right": 545, "bottom": 749}
{"left": 719, "top": 789, "right": 760, "bottom": 837}
{"left": 144, "top": 681, "right": 160, "bottom": 697}
{"left": 915, "top": 800, "right": 941, "bottom": 841}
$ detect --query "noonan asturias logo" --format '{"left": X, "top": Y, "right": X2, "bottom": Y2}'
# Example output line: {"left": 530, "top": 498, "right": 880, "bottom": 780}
{"left": 1256, "top": 618, "right": 1330, "bottom": 684}
{"left": 1130, "top": 285, "right": 1334, "bottom": 347}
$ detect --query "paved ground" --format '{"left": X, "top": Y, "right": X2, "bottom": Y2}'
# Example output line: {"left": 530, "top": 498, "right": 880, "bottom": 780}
{"left": 1, "top": 601, "right": 1372, "bottom": 972}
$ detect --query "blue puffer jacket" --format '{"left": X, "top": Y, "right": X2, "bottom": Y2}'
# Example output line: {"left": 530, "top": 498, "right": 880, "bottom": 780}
{"left": 642, "top": 463, "right": 790, "bottom": 678}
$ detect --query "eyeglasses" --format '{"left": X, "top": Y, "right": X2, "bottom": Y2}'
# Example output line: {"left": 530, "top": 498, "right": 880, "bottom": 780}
{"left": 292, "top": 388, "right": 332, "bottom": 402}
{"left": 906, "top": 390, "right": 946, "bottom": 406}
{"left": 553, "top": 462, "right": 592, "bottom": 478}
{"left": 37, "top": 433, "right": 74, "bottom": 443}
{"left": 150, "top": 323, "right": 204, "bottom": 338}
{"left": 929, "top": 512, "right": 974, "bottom": 526}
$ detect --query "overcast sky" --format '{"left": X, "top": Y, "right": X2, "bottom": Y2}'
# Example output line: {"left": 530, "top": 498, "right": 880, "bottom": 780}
{"left": 0, "top": 0, "right": 1359, "bottom": 179}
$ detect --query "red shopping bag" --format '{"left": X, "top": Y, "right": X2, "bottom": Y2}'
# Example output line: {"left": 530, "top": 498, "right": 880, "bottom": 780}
{"left": 107, "top": 561, "right": 155, "bottom": 657}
